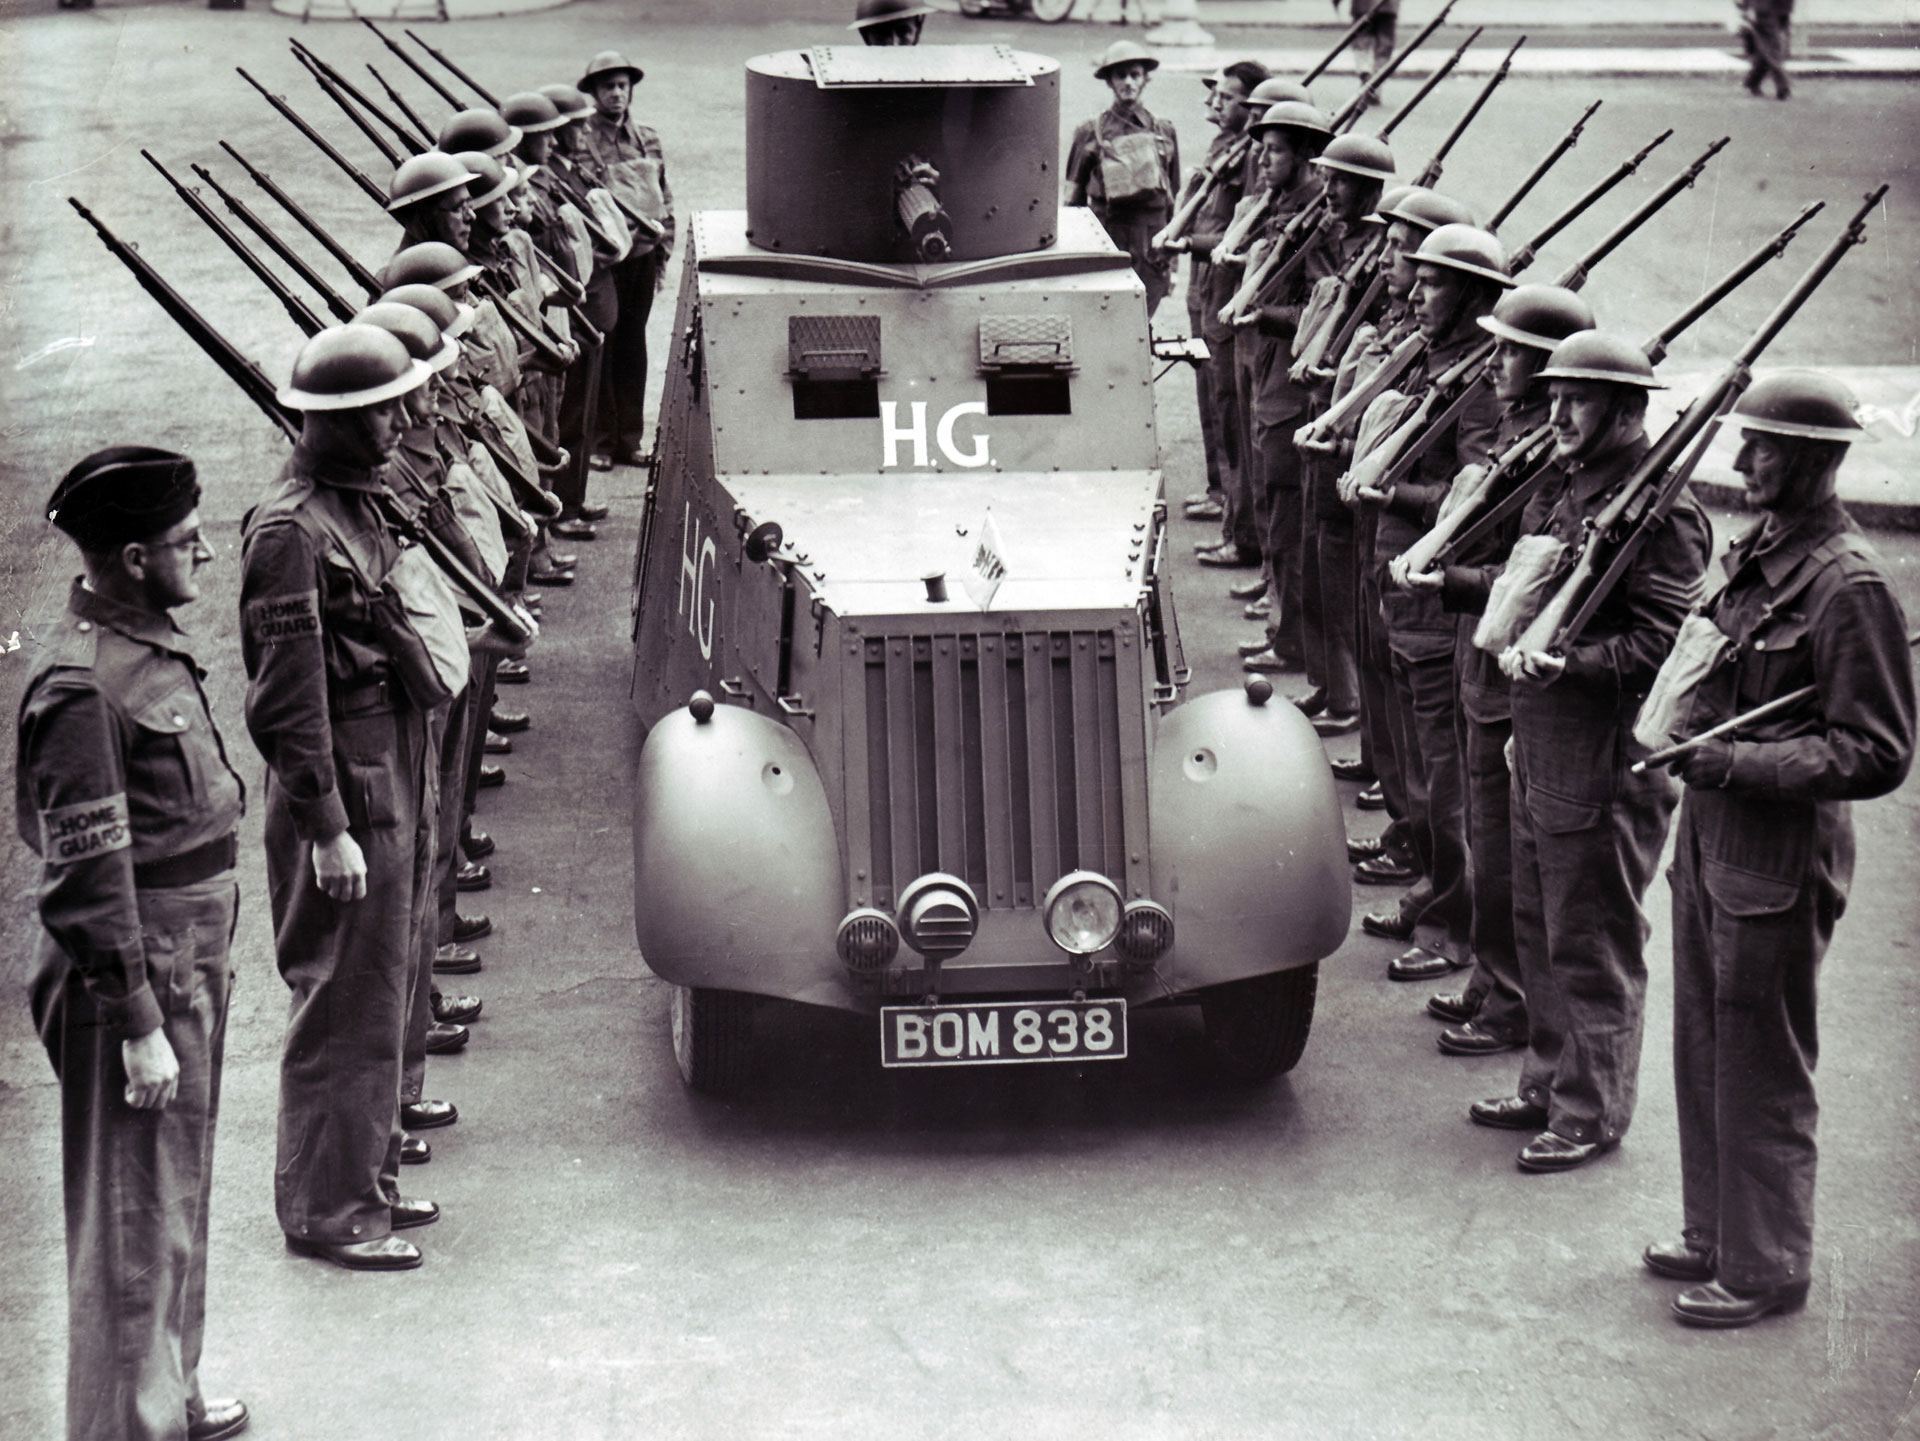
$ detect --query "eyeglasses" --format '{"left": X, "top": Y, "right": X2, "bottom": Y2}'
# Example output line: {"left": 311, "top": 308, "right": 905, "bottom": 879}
{"left": 147, "top": 531, "right": 207, "bottom": 553}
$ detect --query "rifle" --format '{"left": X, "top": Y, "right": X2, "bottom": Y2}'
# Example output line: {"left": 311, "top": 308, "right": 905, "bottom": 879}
{"left": 190, "top": 161, "right": 360, "bottom": 325}
{"left": 1306, "top": 8, "right": 1384, "bottom": 85}
{"left": 364, "top": 18, "right": 468, "bottom": 110}
{"left": 1514, "top": 185, "right": 1886, "bottom": 659}
{"left": 367, "top": 64, "right": 439, "bottom": 155}
{"left": 1366, "top": 25, "right": 1480, "bottom": 144}
{"left": 474, "top": 273, "right": 578, "bottom": 370}
{"left": 1150, "top": 132, "right": 1252, "bottom": 254}
{"left": 1329, "top": 0, "right": 1458, "bottom": 133}
{"left": 238, "top": 67, "right": 387, "bottom": 208}
{"left": 292, "top": 40, "right": 430, "bottom": 156}
{"left": 220, "top": 142, "right": 383, "bottom": 300}
{"left": 1294, "top": 128, "right": 1677, "bottom": 452}
{"left": 405, "top": 26, "right": 500, "bottom": 109}
{"left": 1411, "top": 34, "right": 1520, "bottom": 191}
{"left": 1490, "top": 99, "right": 1600, "bottom": 233}
{"left": 1399, "top": 200, "right": 1824, "bottom": 579}
{"left": 142, "top": 150, "right": 325, "bottom": 338}
{"left": 289, "top": 44, "right": 406, "bottom": 169}
{"left": 1363, "top": 135, "right": 1733, "bottom": 500}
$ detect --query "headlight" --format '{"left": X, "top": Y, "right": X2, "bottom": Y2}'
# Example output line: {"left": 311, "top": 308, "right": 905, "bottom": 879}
{"left": 836, "top": 907, "right": 901, "bottom": 972}
{"left": 895, "top": 873, "right": 980, "bottom": 960}
{"left": 1041, "top": 871, "right": 1124, "bottom": 957}
{"left": 1113, "top": 899, "right": 1174, "bottom": 967}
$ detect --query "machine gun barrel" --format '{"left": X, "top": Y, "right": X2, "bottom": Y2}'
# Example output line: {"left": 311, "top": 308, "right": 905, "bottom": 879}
{"left": 360, "top": 19, "right": 469, "bottom": 110}
{"left": 220, "top": 141, "right": 383, "bottom": 300}
{"left": 1411, "top": 33, "right": 1519, "bottom": 189}
{"left": 143, "top": 150, "right": 324, "bottom": 338}
{"left": 69, "top": 197, "right": 302, "bottom": 442}
{"left": 191, "top": 161, "right": 360, "bottom": 324}
{"left": 238, "top": 67, "right": 387, "bottom": 208}
{"left": 1507, "top": 127, "right": 1670, "bottom": 274}
{"left": 1552, "top": 135, "right": 1730, "bottom": 291}
{"left": 1332, "top": 0, "right": 1457, "bottom": 133}
{"left": 367, "top": 64, "right": 438, "bottom": 154}
{"left": 1523, "top": 185, "right": 1886, "bottom": 657}
{"left": 289, "top": 44, "right": 405, "bottom": 169}
{"left": 404, "top": 26, "right": 500, "bottom": 108}
{"left": 1488, "top": 99, "right": 1600, "bottom": 232}
{"left": 1377, "top": 25, "right": 1479, "bottom": 143}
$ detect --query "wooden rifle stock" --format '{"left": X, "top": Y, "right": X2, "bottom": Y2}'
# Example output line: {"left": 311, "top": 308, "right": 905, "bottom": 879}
{"left": 238, "top": 68, "right": 387, "bottom": 208}
{"left": 1418, "top": 427, "right": 1558, "bottom": 571}
{"left": 1152, "top": 132, "right": 1251, "bottom": 253}
{"left": 1298, "top": 331, "right": 1427, "bottom": 448}
{"left": 220, "top": 141, "right": 382, "bottom": 299}
{"left": 191, "top": 161, "right": 360, "bottom": 324}
{"left": 475, "top": 273, "right": 574, "bottom": 369}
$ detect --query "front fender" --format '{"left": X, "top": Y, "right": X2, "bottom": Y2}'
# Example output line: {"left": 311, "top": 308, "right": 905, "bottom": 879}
{"left": 633, "top": 701, "right": 848, "bottom": 1005}
{"left": 1148, "top": 687, "right": 1350, "bottom": 991}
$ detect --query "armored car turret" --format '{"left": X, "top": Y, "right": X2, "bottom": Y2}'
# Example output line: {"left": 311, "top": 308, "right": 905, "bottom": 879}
{"left": 630, "top": 45, "right": 1348, "bottom": 1093}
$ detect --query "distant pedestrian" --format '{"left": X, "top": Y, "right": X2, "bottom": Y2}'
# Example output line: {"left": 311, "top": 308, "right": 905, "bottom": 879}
{"left": 1738, "top": 0, "right": 1793, "bottom": 100}
{"left": 1340, "top": 0, "right": 1398, "bottom": 102}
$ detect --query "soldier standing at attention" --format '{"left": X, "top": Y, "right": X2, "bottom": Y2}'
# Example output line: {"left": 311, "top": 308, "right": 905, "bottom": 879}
{"left": 21, "top": 447, "right": 250, "bottom": 1441}
{"left": 1641, "top": 373, "right": 1913, "bottom": 1326}
{"left": 242, "top": 325, "right": 483, "bottom": 1271}
{"left": 850, "top": 0, "right": 932, "bottom": 45}
{"left": 579, "top": 49, "right": 675, "bottom": 470}
{"left": 1067, "top": 41, "right": 1181, "bottom": 318}
{"left": 1471, "top": 331, "right": 1711, "bottom": 1173}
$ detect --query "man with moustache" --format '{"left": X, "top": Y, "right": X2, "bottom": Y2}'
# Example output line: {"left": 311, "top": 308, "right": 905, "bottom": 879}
{"left": 1068, "top": 41, "right": 1181, "bottom": 318}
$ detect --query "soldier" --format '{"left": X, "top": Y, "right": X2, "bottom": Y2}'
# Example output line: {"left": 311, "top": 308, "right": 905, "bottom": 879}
{"left": 1643, "top": 372, "right": 1912, "bottom": 1326}
{"left": 22, "top": 447, "right": 250, "bottom": 1441}
{"left": 241, "top": 325, "right": 495, "bottom": 1269}
{"left": 387, "top": 150, "right": 478, "bottom": 258}
{"left": 1739, "top": 0, "right": 1795, "bottom": 100}
{"left": 1162, "top": 60, "right": 1267, "bottom": 527}
{"left": 1399, "top": 284, "right": 1595, "bottom": 1046}
{"left": 1470, "top": 331, "right": 1711, "bottom": 1172}
{"left": 1353, "top": 224, "right": 1508, "bottom": 983}
{"left": 578, "top": 49, "right": 675, "bottom": 469}
{"left": 503, "top": 90, "right": 587, "bottom": 464}
{"left": 1066, "top": 41, "right": 1181, "bottom": 319}
{"left": 850, "top": 0, "right": 932, "bottom": 45}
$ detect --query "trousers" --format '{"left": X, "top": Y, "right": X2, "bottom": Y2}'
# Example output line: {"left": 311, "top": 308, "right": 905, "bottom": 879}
{"left": 1301, "top": 455, "right": 1359, "bottom": 714}
{"left": 1456, "top": 704, "right": 1523, "bottom": 1037}
{"left": 1227, "top": 337, "right": 1267, "bottom": 557}
{"left": 600, "top": 248, "right": 663, "bottom": 455}
{"left": 1354, "top": 514, "right": 1411, "bottom": 832}
{"left": 1256, "top": 416, "right": 1306, "bottom": 661}
{"left": 268, "top": 704, "right": 438, "bottom": 1244}
{"left": 32, "top": 875, "right": 238, "bottom": 1441}
{"left": 1385, "top": 634, "right": 1471, "bottom": 956}
{"left": 1670, "top": 791, "right": 1839, "bottom": 1289}
{"left": 1191, "top": 308, "right": 1236, "bottom": 501}
{"left": 403, "top": 699, "right": 459, "bottom": 1107}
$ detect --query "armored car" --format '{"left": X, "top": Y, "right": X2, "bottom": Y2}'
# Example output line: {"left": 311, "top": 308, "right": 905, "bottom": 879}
{"left": 630, "top": 45, "right": 1348, "bottom": 1092}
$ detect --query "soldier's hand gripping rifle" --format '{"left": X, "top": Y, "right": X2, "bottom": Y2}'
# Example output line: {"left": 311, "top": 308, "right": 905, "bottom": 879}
{"left": 1351, "top": 135, "right": 1732, "bottom": 505}
{"left": 71, "top": 197, "right": 532, "bottom": 645}
{"left": 189, "top": 160, "right": 361, "bottom": 324}
{"left": 1395, "top": 199, "right": 1824, "bottom": 582}
{"left": 1294, "top": 126, "right": 1675, "bottom": 454}
{"left": 1150, "top": 133, "right": 1253, "bottom": 255}
{"left": 238, "top": 67, "right": 387, "bottom": 208}
{"left": 1507, "top": 185, "right": 1886, "bottom": 663}
{"left": 220, "top": 142, "right": 383, "bottom": 300}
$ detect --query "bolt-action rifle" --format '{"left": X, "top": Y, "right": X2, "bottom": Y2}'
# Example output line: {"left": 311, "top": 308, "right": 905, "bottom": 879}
{"left": 239, "top": 67, "right": 387, "bottom": 208}
{"left": 1396, "top": 199, "right": 1825, "bottom": 579}
{"left": 289, "top": 44, "right": 407, "bottom": 169}
{"left": 143, "top": 150, "right": 325, "bottom": 336}
{"left": 1295, "top": 126, "right": 1675, "bottom": 453}
{"left": 69, "top": 196, "right": 532, "bottom": 645}
{"left": 190, "top": 160, "right": 361, "bottom": 324}
{"left": 1352, "top": 135, "right": 1731, "bottom": 502}
{"left": 220, "top": 141, "right": 383, "bottom": 299}
{"left": 405, "top": 25, "right": 499, "bottom": 108}
{"left": 1509, "top": 185, "right": 1886, "bottom": 660}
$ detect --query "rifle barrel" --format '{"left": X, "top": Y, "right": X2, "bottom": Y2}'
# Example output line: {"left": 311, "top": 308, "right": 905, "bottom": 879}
{"left": 191, "top": 161, "right": 359, "bottom": 324}
{"left": 1432, "top": 34, "right": 1521, "bottom": 166}
{"left": 1488, "top": 98, "right": 1600, "bottom": 232}
{"left": 220, "top": 141, "right": 383, "bottom": 299}
{"left": 1305, "top": 9, "right": 1381, "bottom": 84}
{"left": 366, "top": 64, "right": 437, "bottom": 153}
{"left": 143, "top": 150, "right": 324, "bottom": 337}
{"left": 1643, "top": 201, "right": 1823, "bottom": 363}
{"left": 238, "top": 68, "right": 387, "bottom": 207}
{"left": 363, "top": 19, "right": 466, "bottom": 110}
{"left": 1736, "top": 185, "right": 1886, "bottom": 368}
{"left": 1378, "top": 26, "right": 1479, "bottom": 141}
{"left": 290, "top": 44, "right": 405, "bottom": 168}
{"left": 405, "top": 27, "right": 499, "bottom": 108}
{"left": 1513, "top": 128, "right": 1671, "bottom": 269}
{"left": 1557, "top": 136, "right": 1730, "bottom": 286}
{"left": 1334, "top": 0, "right": 1457, "bottom": 133}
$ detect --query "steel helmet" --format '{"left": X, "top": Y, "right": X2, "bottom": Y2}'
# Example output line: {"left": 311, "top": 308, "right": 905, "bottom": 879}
{"left": 1246, "top": 76, "right": 1313, "bottom": 109}
{"left": 1538, "top": 330, "right": 1664, "bottom": 389}
{"left": 379, "top": 282, "right": 475, "bottom": 341}
{"left": 1730, "top": 370, "right": 1872, "bottom": 442}
{"left": 1368, "top": 185, "right": 1474, "bottom": 232}
{"left": 438, "top": 109, "right": 521, "bottom": 159}
{"left": 1410, "top": 223, "right": 1514, "bottom": 288}
{"left": 352, "top": 302, "right": 460, "bottom": 374}
{"left": 386, "top": 151, "right": 474, "bottom": 214}
{"left": 278, "top": 324, "right": 432, "bottom": 412}
{"left": 538, "top": 83, "right": 594, "bottom": 122}
{"left": 1311, "top": 133, "right": 1396, "bottom": 183}
{"left": 849, "top": 0, "right": 934, "bottom": 28}
{"left": 381, "top": 242, "right": 484, "bottom": 293}
{"left": 500, "top": 91, "right": 566, "bottom": 135}
{"left": 1479, "top": 284, "right": 1596, "bottom": 353}
{"left": 454, "top": 151, "right": 518, "bottom": 209}
{"left": 1248, "top": 100, "right": 1334, "bottom": 147}
{"left": 1094, "top": 40, "right": 1159, "bottom": 79}
{"left": 579, "top": 50, "right": 643, "bottom": 91}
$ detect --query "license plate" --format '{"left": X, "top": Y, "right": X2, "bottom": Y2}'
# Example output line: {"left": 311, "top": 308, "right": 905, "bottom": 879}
{"left": 880, "top": 999, "right": 1128, "bottom": 1068}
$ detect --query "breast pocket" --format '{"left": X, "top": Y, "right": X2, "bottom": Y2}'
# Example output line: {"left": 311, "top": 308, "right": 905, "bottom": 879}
{"left": 1738, "top": 612, "right": 1812, "bottom": 707}
{"left": 128, "top": 689, "right": 209, "bottom": 815}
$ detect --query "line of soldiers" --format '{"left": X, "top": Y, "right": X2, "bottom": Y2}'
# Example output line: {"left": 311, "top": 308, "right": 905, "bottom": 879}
{"left": 1158, "top": 56, "right": 1913, "bottom": 1328}
{"left": 21, "top": 41, "right": 674, "bottom": 1441}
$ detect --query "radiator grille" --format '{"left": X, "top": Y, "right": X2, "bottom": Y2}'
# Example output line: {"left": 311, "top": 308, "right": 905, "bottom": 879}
{"left": 858, "top": 630, "right": 1128, "bottom": 912}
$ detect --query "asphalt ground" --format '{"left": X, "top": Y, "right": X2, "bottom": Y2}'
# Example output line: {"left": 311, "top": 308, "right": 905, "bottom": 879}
{"left": 2, "top": 6, "right": 1919, "bottom": 1438}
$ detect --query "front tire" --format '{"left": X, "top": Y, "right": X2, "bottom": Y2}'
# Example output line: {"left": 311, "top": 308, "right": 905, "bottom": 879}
{"left": 670, "top": 984, "right": 755, "bottom": 1095}
{"left": 1200, "top": 964, "right": 1318, "bottom": 1081}
{"left": 1029, "top": 0, "right": 1075, "bottom": 19}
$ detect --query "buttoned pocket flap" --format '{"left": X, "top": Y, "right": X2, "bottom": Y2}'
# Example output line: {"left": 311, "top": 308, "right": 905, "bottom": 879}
{"left": 343, "top": 760, "right": 399, "bottom": 831}
{"left": 1749, "top": 613, "right": 1810, "bottom": 656}
{"left": 1702, "top": 857, "right": 1801, "bottom": 918}
{"left": 1528, "top": 787, "right": 1604, "bottom": 835}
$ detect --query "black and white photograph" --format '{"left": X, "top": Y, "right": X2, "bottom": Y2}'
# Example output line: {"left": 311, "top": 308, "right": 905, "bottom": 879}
{"left": 2, "top": 0, "right": 1917, "bottom": 1435}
